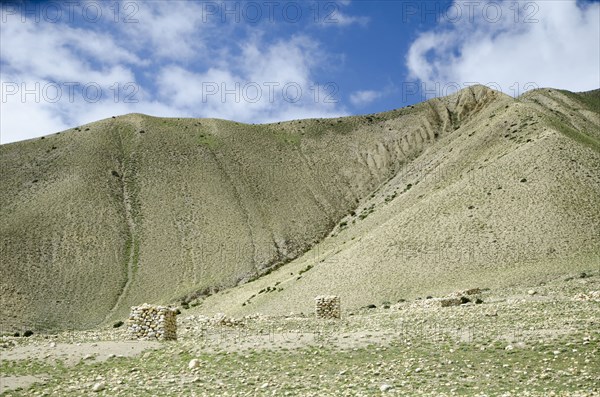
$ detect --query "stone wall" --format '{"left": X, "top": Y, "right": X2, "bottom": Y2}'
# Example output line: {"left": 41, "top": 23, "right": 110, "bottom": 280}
{"left": 315, "top": 295, "right": 341, "bottom": 319}
{"left": 127, "top": 304, "right": 177, "bottom": 340}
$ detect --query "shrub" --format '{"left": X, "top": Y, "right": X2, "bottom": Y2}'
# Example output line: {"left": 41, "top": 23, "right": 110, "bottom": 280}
{"left": 298, "top": 264, "right": 313, "bottom": 275}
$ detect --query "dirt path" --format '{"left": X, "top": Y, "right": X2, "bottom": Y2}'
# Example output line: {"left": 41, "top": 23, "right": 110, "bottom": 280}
{"left": 1, "top": 340, "right": 160, "bottom": 394}
{"left": 2, "top": 340, "right": 160, "bottom": 366}
{"left": 103, "top": 120, "right": 141, "bottom": 323}
{"left": 1, "top": 375, "right": 47, "bottom": 395}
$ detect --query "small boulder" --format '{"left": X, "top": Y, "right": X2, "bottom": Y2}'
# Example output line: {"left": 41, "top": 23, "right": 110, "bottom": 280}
{"left": 439, "top": 297, "right": 462, "bottom": 307}
{"left": 188, "top": 358, "right": 200, "bottom": 370}
{"left": 92, "top": 382, "right": 106, "bottom": 392}
{"left": 380, "top": 383, "right": 393, "bottom": 392}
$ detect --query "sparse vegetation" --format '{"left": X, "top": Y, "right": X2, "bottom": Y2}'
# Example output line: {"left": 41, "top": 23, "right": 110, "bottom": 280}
{"left": 298, "top": 264, "right": 313, "bottom": 275}
{"left": 1, "top": 86, "right": 599, "bottom": 342}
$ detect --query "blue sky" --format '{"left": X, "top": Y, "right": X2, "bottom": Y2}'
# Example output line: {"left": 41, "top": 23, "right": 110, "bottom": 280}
{"left": 1, "top": 0, "right": 599, "bottom": 143}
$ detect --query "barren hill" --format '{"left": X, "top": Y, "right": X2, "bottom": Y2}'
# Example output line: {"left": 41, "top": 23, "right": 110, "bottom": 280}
{"left": 1, "top": 85, "right": 598, "bottom": 331}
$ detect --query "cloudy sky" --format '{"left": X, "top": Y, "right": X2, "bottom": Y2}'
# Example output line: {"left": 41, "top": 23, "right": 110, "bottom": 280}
{"left": 1, "top": 0, "right": 599, "bottom": 143}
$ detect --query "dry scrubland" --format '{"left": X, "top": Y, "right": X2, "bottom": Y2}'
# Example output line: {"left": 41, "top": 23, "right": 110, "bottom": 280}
{"left": 1, "top": 85, "right": 598, "bottom": 331}
{"left": 0, "top": 85, "right": 599, "bottom": 396}
{"left": 1, "top": 271, "right": 599, "bottom": 396}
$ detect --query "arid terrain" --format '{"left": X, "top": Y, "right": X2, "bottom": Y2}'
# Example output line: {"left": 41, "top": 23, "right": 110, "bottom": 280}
{"left": 1, "top": 271, "right": 599, "bottom": 396}
{"left": 1, "top": 85, "right": 599, "bottom": 395}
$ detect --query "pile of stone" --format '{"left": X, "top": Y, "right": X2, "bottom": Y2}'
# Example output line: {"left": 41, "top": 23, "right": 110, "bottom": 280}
{"left": 211, "top": 313, "right": 243, "bottom": 327}
{"left": 446, "top": 288, "right": 482, "bottom": 299}
{"left": 182, "top": 313, "right": 244, "bottom": 327}
{"left": 127, "top": 303, "right": 177, "bottom": 341}
{"left": 419, "top": 288, "right": 483, "bottom": 308}
{"left": 573, "top": 291, "right": 600, "bottom": 302}
{"left": 315, "top": 295, "right": 341, "bottom": 319}
{"left": 438, "top": 297, "right": 464, "bottom": 307}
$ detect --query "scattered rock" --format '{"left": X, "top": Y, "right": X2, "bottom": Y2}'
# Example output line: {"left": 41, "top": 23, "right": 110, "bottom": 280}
{"left": 211, "top": 313, "right": 243, "bottom": 327}
{"left": 528, "top": 290, "right": 537, "bottom": 296}
{"left": 380, "top": 383, "right": 393, "bottom": 392}
{"left": 188, "top": 359, "right": 200, "bottom": 370}
{"left": 439, "top": 297, "right": 462, "bottom": 307}
{"left": 92, "top": 382, "right": 105, "bottom": 392}
{"left": 23, "top": 330, "right": 34, "bottom": 337}
{"left": 573, "top": 291, "right": 600, "bottom": 302}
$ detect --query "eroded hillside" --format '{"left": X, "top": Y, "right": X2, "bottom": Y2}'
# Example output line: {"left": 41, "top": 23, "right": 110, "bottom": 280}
{"left": 1, "top": 85, "right": 598, "bottom": 330}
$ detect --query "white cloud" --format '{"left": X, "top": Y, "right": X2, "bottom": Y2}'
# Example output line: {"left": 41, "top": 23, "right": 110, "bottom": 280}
{"left": 0, "top": 22, "right": 139, "bottom": 84}
{"left": 0, "top": 77, "right": 71, "bottom": 143}
{"left": 406, "top": 0, "right": 600, "bottom": 96}
{"left": 118, "top": 1, "right": 213, "bottom": 61}
{"left": 0, "top": 3, "right": 347, "bottom": 144}
{"left": 313, "top": 0, "right": 369, "bottom": 28}
{"left": 349, "top": 90, "right": 382, "bottom": 106}
{"left": 330, "top": 12, "right": 369, "bottom": 27}
{"left": 0, "top": 73, "right": 182, "bottom": 143}
{"left": 156, "top": 35, "right": 346, "bottom": 123}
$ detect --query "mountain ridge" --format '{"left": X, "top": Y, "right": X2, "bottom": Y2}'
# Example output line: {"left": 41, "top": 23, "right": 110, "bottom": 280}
{"left": 1, "top": 85, "right": 598, "bottom": 331}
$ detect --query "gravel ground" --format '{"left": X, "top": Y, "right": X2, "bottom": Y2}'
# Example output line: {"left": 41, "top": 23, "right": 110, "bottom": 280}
{"left": 1, "top": 271, "right": 599, "bottom": 396}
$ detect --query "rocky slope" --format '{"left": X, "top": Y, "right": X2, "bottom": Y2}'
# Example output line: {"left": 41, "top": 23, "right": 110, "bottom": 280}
{"left": 1, "top": 85, "right": 598, "bottom": 331}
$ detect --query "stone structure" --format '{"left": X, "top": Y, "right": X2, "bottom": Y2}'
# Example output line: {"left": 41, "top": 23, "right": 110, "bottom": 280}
{"left": 127, "top": 303, "right": 177, "bottom": 340}
{"left": 315, "top": 295, "right": 341, "bottom": 319}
